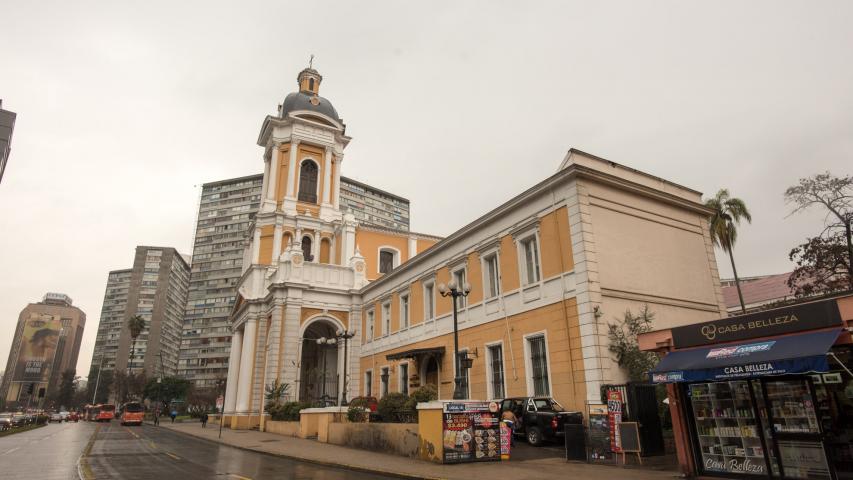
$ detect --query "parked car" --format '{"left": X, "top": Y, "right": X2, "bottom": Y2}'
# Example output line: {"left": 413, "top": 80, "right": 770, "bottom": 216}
{"left": 0, "top": 413, "right": 13, "bottom": 431}
{"left": 49, "top": 412, "right": 64, "bottom": 423}
{"left": 499, "top": 397, "right": 583, "bottom": 446}
{"left": 11, "top": 414, "right": 28, "bottom": 427}
{"left": 68, "top": 412, "right": 80, "bottom": 422}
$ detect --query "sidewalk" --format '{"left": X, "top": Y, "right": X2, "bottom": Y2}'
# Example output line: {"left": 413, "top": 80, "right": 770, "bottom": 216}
{"left": 159, "top": 422, "right": 680, "bottom": 480}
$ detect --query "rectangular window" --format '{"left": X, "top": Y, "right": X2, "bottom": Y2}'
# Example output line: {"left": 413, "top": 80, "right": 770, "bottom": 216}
{"left": 459, "top": 350, "right": 470, "bottom": 398}
{"left": 453, "top": 268, "right": 467, "bottom": 308}
{"left": 521, "top": 236, "right": 541, "bottom": 285}
{"left": 367, "top": 310, "right": 374, "bottom": 341}
{"left": 488, "top": 344, "right": 505, "bottom": 399}
{"left": 365, "top": 370, "right": 373, "bottom": 396}
{"left": 528, "top": 335, "right": 550, "bottom": 396}
{"left": 424, "top": 282, "right": 435, "bottom": 321}
{"left": 483, "top": 253, "right": 501, "bottom": 298}
{"left": 382, "top": 302, "right": 391, "bottom": 336}
{"left": 399, "top": 363, "right": 409, "bottom": 395}
{"left": 380, "top": 367, "right": 389, "bottom": 398}
{"left": 400, "top": 294, "right": 409, "bottom": 329}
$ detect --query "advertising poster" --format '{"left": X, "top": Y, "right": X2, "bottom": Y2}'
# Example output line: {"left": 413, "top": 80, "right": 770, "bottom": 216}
{"left": 587, "top": 404, "right": 612, "bottom": 461}
{"left": 442, "top": 401, "right": 501, "bottom": 463}
{"left": 607, "top": 390, "right": 623, "bottom": 453}
{"left": 13, "top": 314, "right": 62, "bottom": 383}
{"left": 500, "top": 421, "right": 512, "bottom": 460}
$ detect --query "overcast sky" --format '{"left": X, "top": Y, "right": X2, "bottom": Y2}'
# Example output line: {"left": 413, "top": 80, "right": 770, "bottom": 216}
{"left": 2, "top": 1, "right": 851, "bottom": 376}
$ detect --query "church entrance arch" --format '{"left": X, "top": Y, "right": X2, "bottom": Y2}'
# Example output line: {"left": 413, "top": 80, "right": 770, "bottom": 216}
{"left": 299, "top": 318, "right": 340, "bottom": 406}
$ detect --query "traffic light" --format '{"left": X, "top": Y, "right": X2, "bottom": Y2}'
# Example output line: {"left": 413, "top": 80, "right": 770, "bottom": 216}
{"left": 27, "top": 383, "right": 35, "bottom": 395}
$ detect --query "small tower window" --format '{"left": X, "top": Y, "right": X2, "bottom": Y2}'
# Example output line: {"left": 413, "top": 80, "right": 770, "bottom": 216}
{"left": 378, "top": 248, "right": 398, "bottom": 274}
{"left": 301, "top": 236, "right": 313, "bottom": 262}
{"left": 298, "top": 160, "right": 319, "bottom": 203}
{"left": 309, "top": 78, "right": 315, "bottom": 91}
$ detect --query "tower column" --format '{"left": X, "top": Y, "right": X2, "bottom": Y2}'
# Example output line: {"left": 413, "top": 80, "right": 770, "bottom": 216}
{"left": 272, "top": 224, "right": 283, "bottom": 263}
{"left": 312, "top": 230, "right": 321, "bottom": 263}
{"left": 264, "top": 146, "right": 280, "bottom": 211}
{"left": 286, "top": 140, "right": 300, "bottom": 199}
{"left": 322, "top": 147, "right": 333, "bottom": 205}
{"left": 223, "top": 328, "right": 243, "bottom": 414}
{"left": 332, "top": 156, "right": 342, "bottom": 210}
{"left": 235, "top": 319, "right": 258, "bottom": 413}
{"left": 251, "top": 228, "right": 261, "bottom": 264}
{"left": 260, "top": 155, "right": 271, "bottom": 209}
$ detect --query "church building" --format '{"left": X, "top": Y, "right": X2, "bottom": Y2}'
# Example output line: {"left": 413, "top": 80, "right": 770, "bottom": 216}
{"left": 223, "top": 66, "right": 727, "bottom": 429}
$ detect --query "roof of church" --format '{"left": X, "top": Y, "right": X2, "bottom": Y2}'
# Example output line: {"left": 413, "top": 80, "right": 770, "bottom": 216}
{"left": 281, "top": 90, "right": 341, "bottom": 123}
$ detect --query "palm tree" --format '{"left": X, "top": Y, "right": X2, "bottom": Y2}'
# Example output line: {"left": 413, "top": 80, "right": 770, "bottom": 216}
{"left": 706, "top": 189, "right": 753, "bottom": 313}
{"left": 126, "top": 315, "right": 146, "bottom": 375}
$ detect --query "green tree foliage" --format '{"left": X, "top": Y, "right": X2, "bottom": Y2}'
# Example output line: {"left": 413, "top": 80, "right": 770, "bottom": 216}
{"left": 56, "top": 369, "right": 77, "bottom": 410}
{"left": 143, "top": 376, "right": 190, "bottom": 408}
{"left": 705, "top": 189, "right": 752, "bottom": 313}
{"left": 264, "top": 379, "right": 291, "bottom": 410}
{"left": 404, "top": 384, "right": 438, "bottom": 411}
{"left": 607, "top": 305, "right": 659, "bottom": 382}
{"left": 785, "top": 172, "right": 853, "bottom": 295}
{"left": 86, "top": 368, "right": 113, "bottom": 405}
{"left": 377, "top": 392, "right": 409, "bottom": 422}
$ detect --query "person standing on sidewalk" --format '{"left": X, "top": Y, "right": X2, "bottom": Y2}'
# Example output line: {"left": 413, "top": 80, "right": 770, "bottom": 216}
{"left": 170, "top": 410, "right": 177, "bottom": 423}
{"left": 501, "top": 409, "right": 518, "bottom": 446}
{"left": 200, "top": 412, "right": 208, "bottom": 428}
{"left": 153, "top": 408, "right": 160, "bottom": 426}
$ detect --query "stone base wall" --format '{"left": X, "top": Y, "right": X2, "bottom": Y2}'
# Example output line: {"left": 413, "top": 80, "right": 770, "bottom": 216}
{"left": 265, "top": 420, "right": 300, "bottom": 437}
{"left": 327, "top": 422, "right": 419, "bottom": 458}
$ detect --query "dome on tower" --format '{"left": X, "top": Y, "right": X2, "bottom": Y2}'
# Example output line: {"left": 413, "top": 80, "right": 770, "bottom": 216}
{"left": 279, "top": 67, "right": 342, "bottom": 125}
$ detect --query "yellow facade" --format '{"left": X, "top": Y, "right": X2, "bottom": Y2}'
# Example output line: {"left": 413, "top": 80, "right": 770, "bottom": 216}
{"left": 540, "top": 206, "right": 574, "bottom": 277}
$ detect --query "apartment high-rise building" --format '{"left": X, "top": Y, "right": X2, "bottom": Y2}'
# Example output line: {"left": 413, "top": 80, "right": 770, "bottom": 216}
{"left": 90, "top": 247, "right": 190, "bottom": 383}
{"left": 0, "top": 99, "right": 16, "bottom": 184}
{"left": 1, "top": 293, "right": 86, "bottom": 407}
{"left": 340, "top": 176, "right": 410, "bottom": 230}
{"left": 179, "top": 175, "right": 263, "bottom": 387}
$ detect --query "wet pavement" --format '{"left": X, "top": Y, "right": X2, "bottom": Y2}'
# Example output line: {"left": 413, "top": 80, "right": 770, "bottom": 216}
{"left": 0, "top": 421, "right": 94, "bottom": 480}
{"left": 82, "top": 421, "right": 400, "bottom": 479}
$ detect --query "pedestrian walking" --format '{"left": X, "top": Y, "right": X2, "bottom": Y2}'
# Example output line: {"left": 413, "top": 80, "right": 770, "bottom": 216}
{"left": 153, "top": 408, "right": 160, "bottom": 426}
{"left": 501, "top": 409, "right": 518, "bottom": 447}
{"left": 170, "top": 410, "right": 177, "bottom": 423}
{"left": 201, "top": 412, "right": 208, "bottom": 428}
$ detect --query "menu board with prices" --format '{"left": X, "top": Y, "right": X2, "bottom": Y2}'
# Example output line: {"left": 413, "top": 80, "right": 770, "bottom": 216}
{"left": 442, "top": 401, "right": 501, "bottom": 463}
{"left": 587, "top": 404, "right": 613, "bottom": 462}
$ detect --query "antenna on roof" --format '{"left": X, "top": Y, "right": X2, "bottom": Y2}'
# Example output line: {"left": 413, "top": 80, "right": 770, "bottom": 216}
{"left": 309, "top": 54, "right": 314, "bottom": 69}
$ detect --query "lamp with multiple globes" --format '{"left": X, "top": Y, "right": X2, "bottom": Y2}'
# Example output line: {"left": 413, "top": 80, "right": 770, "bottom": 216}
{"left": 437, "top": 280, "right": 471, "bottom": 400}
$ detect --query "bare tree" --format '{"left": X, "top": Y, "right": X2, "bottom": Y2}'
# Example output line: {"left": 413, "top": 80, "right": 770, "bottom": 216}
{"left": 785, "top": 172, "right": 853, "bottom": 293}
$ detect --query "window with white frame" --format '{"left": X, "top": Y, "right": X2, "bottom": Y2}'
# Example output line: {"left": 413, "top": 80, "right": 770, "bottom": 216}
{"left": 364, "top": 370, "right": 373, "bottom": 396}
{"left": 382, "top": 302, "right": 391, "bottom": 336}
{"left": 379, "top": 248, "right": 398, "bottom": 274}
{"left": 399, "top": 294, "right": 410, "bottom": 329}
{"left": 366, "top": 310, "right": 375, "bottom": 341}
{"left": 527, "top": 335, "right": 550, "bottom": 396}
{"left": 458, "top": 349, "right": 470, "bottom": 398}
{"left": 483, "top": 252, "right": 501, "bottom": 299}
{"left": 452, "top": 268, "right": 467, "bottom": 308}
{"left": 380, "top": 367, "right": 390, "bottom": 398}
{"left": 487, "top": 343, "right": 505, "bottom": 399}
{"left": 424, "top": 281, "right": 435, "bottom": 321}
{"left": 399, "top": 362, "right": 409, "bottom": 395}
{"left": 519, "top": 235, "right": 541, "bottom": 285}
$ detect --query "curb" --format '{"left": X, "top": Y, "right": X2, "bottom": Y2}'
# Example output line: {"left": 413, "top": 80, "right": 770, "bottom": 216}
{"left": 161, "top": 425, "right": 445, "bottom": 480}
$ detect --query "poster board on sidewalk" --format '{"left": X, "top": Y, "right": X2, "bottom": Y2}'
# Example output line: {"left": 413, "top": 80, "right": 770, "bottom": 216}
{"left": 442, "top": 401, "right": 501, "bottom": 463}
{"left": 616, "top": 422, "right": 642, "bottom": 465}
{"left": 587, "top": 404, "right": 613, "bottom": 462}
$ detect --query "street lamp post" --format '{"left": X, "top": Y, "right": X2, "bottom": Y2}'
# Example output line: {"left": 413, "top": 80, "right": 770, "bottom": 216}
{"left": 315, "top": 336, "right": 337, "bottom": 405}
{"left": 438, "top": 280, "right": 471, "bottom": 400}
{"left": 335, "top": 328, "right": 356, "bottom": 406}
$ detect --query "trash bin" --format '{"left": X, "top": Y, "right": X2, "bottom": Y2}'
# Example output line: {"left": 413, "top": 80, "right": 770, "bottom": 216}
{"left": 565, "top": 423, "right": 586, "bottom": 461}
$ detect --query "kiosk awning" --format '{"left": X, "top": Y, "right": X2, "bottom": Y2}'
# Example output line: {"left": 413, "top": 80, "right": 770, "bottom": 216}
{"left": 649, "top": 328, "right": 842, "bottom": 383}
{"left": 386, "top": 346, "right": 445, "bottom": 361}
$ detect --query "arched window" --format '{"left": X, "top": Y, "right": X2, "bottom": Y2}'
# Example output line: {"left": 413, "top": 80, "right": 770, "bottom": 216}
{"left": 309, "top": 78, "right": 315, "bottom": 91}
{"left": 301, "top": 236, "right": 313, "bottom": 262}
{"left": 298, "top": 160, "right": 319, "bottom": 203}
{"left": 379, "top": 248, "right": 397, "bottom": 274}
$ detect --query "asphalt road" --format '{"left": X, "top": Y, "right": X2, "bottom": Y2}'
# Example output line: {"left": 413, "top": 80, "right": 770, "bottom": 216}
{"left": 0, "top": 421, "right": 94, "bottom": 480}
{"left": 81, "top": 421, "right": 401, "bottom": 480}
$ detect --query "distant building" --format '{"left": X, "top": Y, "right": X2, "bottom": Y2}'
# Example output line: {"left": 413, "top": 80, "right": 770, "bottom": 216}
{"left": 179, "top": 175, "right": 263, "bottom": 387}
{"left": 340, "top": 176, "right": 410, "bottom": 231}
{"left": 178, "top": 174, "right": 411, "bottom": 387}
{"left": 0, "top": 293, "right": 86, "bottom": 407}
{"left": 721, "top": 273, "right": 798, "bottom": 314}
{"left": 0, "top": 99, "right": 16, "bottom": 184}
{"left": 90, "top": 247, "right": 190, "bottom": 382}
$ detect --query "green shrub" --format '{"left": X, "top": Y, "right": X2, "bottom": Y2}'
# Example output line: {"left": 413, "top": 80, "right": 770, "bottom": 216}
{"left": 269, "top": 401, "right": 312, "bottom": 421}
{"left": 404, "top": 384, "right": 438, "bottom": 411}
{"left": 347, "top": 400, "right": 369, "bottom": 423}
{"left": 377, "top": 392, "right": 409, "bottom": 422}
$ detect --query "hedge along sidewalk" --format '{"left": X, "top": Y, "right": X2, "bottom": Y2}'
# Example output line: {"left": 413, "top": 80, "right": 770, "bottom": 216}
{"left": 0, "top": 423, "right": 46, "bottom": 437}
{"left": 159, "top": 422, "right": 676, "bottom": 480}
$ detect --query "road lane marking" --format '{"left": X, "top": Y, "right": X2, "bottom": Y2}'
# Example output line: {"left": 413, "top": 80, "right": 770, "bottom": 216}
{"left": 164, "top": 451, "right": 181, "bottom": 460}
{"left": 228, "top": 475, "right": 252, "bottom": 480}
{"left": 2, "top": 447, "right": 19, "bottom": 455}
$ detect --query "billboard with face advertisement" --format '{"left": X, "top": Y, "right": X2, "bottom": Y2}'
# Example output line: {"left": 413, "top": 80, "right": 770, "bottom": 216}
{"left": 13, "top": 314, "right": 62, "bottom": 383}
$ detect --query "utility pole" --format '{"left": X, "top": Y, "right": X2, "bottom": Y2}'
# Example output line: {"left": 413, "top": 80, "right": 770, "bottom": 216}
{"left": 92, "top": 355, "right": 105, "bottom": 405}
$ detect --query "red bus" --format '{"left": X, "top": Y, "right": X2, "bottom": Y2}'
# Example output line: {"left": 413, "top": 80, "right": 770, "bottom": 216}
{"left": 119, "top": 402, "right": 144, "bottom": 426}
{"left": 96, "top": 404, "right": 115, "bottom": 422}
